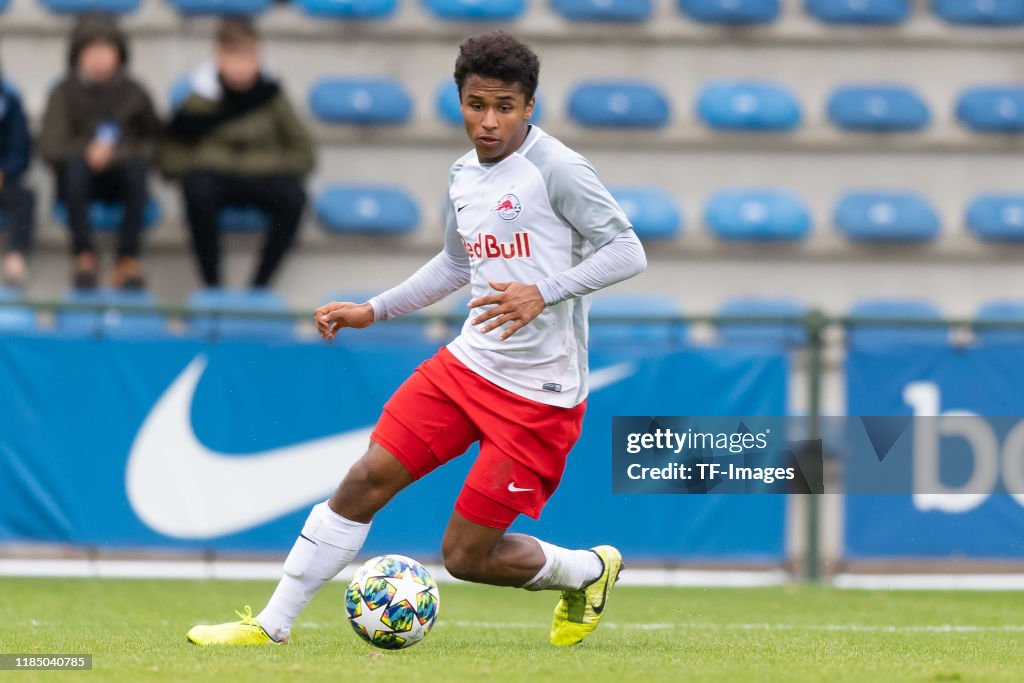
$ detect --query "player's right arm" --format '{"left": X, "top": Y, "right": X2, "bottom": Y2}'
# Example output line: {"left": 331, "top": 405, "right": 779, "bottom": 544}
{"left": 317, "top": 163, "right": 471, "bottom": 341}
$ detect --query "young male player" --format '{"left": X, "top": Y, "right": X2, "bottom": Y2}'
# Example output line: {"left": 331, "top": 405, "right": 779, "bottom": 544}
{"left": 187, "top": 31, "right": 647, "bottom": 648}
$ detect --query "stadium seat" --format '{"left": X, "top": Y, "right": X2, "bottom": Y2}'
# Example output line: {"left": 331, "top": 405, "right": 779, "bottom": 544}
{"left": 847, "top": 299, "right": 948, "bottom": 348}
{"left": 187, "top": 288, "right": 296, "bottom": 341}
{"left": 40, "top": 0, "right": 139, "bottom": 13}
{"left": 0, "top": 0, "right": 8, "bottom": 12}
{"left": 679, "top": 0, "right": 779, "bottom": 23}
{"left": 324, "top": 290, "right": 433, "bottom": 344}
{"left": 435, "top": 80, "right": 545, "bottom": 127}
{"left": 967, "top": 194, "right": 1024, "bottom": 242}
{"left": 608, "top": 187, "right": 683, "bottom": 240}
{"left": 933, "top": 0, "right": 1024, "bottom": 26}
{"left": 167, "top": 0, "right": 271, "bottom": 14}
{"left": 805, "top": 0, "right": 909, "bottom": 24}
{"left": 217, "top": 206, "right": 270, "bottom": 233}
{"left": 316, "top": 186, "right": 420, "bottom": 235}
{"left": 55, "top": 289, "right": 168, "bottom": 339}
{"left": 588, "top": 294, "right": 686, "bottom": 348}
{"left": 567, "top": 81, "right": 671, "bottom": 129}
{"left": 168, "top": 75, "right": 193, "bottom": 112}
{"left": 976, "top": 301, "right": 1024, "bottom": 345}
{"left": 308, "top": 79, "right": 413, "bottom": 126}
{"left": 551, "top": 0, "right": 652, "bottom": 21}
{"left": 293, "top": 0, "right": 398, "bottom": 18}
{"left": 827, "top": 85, "right": 930, "bottom": 132}
{"left": 956, "top": 87, "right": 1024, "bottom": 133}
{"left": 834, "top": 191, "right": 940, "bottom": 242}
{"left": 424, "top": 0, "right": 525, "bottom": 20}
{"left": 704, "top": 189, "right": 811, "bottom": 241}
{"left": 716, "top": 297, "right": 808, "bottom": 347}
{"left": 52, "top": 199, "right": 162, "bottom": 232}
{"left": 0, "top": 287, "right": 35, "bottom": 334}
{"left": 696, "top": 81, "right": 802, "bottom": 132}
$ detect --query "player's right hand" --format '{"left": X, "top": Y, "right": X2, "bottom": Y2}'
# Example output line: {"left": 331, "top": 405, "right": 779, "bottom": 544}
{"left": 315, "top": 301, "right": 375, "bottom": 341}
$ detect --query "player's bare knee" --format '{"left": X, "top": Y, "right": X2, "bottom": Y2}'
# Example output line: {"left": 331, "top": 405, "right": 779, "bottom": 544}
{"left": 441, "top": 545, "right": 488, "bottom": 583}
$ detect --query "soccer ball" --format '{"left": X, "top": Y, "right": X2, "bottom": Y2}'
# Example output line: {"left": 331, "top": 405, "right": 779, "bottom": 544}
{"left": 345, "top": 554, "right": 440, "bottom": 650}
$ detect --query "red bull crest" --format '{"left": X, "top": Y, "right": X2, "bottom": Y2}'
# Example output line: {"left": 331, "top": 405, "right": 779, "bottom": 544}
{"left": 494, "top": 193, "right": 522, "bottom": 222}
{"left": 462, "top": 232, "right": 533, "bottom": 260}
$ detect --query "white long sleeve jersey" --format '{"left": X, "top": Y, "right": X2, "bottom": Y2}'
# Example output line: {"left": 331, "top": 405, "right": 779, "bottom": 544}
{"left": 370, "top": 125, "right": 645, "bottom": 408}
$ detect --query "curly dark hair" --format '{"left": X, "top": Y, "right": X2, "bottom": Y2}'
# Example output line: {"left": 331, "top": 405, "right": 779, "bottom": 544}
{"left": 454, "top": 31, "right": 540, "bottom": 101}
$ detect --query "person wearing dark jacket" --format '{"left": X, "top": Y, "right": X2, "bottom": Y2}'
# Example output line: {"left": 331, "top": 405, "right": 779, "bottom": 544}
{"left": 0, "top": 68, "right": 34, "bottom": 288}
{"left": 39, "top": 13, "right": 160, "bottom": 289}
{"left": 160, "top": 18, "right": 314, "bottom": 288}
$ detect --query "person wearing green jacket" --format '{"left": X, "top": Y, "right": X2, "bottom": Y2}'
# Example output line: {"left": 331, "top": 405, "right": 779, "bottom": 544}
{"left": 161, "top": 18, "right": 315, "bottom": 288}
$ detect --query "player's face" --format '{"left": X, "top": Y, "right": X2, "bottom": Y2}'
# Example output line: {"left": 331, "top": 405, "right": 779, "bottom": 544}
{"left": 216, "top": 42, "right": 262, "bottom": 92}
{"left": 460, "top": 75, "right": 535, "bottom": 164}
{"left": 77, "top": 42, "right": 120, "bottom": 83}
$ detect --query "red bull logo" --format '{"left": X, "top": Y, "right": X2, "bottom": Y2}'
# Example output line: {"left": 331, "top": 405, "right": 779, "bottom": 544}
{"left": 494, "top": 193, "right": 522, "bottom": 222}
{"left": 462, "top": 232, "right": 532, "bottom": 260}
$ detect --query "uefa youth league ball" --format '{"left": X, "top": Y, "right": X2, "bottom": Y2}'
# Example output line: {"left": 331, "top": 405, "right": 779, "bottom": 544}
{"left": 345, "top": 554, "right": 440, "bottom": 649}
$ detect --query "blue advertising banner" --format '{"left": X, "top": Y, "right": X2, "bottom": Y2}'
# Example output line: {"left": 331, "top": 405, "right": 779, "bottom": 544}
{"left": 0, "top": 335, "right": 787, "bottom": 562}
{"left": 845, "top": 345, "right": 1024, "bottom": 559}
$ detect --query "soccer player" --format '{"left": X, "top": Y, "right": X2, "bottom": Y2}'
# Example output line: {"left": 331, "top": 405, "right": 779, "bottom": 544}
{"left": 187, "top": 31, "right": 647, "bottom": 648}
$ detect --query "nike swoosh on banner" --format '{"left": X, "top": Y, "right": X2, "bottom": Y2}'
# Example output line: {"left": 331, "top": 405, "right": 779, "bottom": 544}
{"left": 126, "top": 357, "right": 638, "bottom": 539}
{"left": 125, "top": 356, "right": 373, "bottom": 540}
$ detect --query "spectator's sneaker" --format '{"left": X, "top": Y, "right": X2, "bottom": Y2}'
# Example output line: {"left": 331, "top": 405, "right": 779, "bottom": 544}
{"left": 2, "top": 252, "right": 27, "bottom": 288}
{"left": 186, "top": 606, "right": 286, "bottom": 646}
{"left": 112, "top": 256, "right": 146, "bottom": 290}
{"left": 549, "top": 545, "right": 623, "bottom": 647}
{"left": 72, "top": 252, "right": 99, "bottom": 290}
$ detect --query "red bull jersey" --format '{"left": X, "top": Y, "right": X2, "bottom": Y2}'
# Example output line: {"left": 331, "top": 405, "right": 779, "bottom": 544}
{"left": 445, "top": 125, "right": 633, "bottom": 408}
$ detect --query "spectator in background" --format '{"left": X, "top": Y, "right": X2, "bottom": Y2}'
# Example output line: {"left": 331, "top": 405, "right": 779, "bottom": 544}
{"left": 161, "top": 18, "right": 314, "bottom": 289}
{"left": 0, "top": 61, "right": 34, "bottom": 288}
{"left": 39, "top": 13, "right": 160, "bottom": 290}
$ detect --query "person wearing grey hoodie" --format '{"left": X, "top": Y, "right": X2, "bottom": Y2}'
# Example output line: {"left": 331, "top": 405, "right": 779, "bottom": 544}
{"left": 39, "top": 13, "right": 160, "bottom": 290}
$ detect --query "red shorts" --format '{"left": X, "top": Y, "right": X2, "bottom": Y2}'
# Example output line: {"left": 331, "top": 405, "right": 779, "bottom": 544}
{"left": 371, "top": 347, "right": 586, "bottom": 529}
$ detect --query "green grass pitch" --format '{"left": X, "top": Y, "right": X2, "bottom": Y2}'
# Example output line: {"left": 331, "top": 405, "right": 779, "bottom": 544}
{"left": 1, "top": 577, "right": 1022, "bottom": 682}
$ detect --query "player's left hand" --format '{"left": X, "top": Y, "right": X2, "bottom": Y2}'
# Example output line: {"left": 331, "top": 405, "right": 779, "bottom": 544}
{"left": 468, "top": 280, "right": 545, "bottom": 341}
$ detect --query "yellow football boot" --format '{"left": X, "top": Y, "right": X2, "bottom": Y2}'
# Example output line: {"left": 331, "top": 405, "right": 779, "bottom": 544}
{"left": 549, "top": 545, "right": 623, "bottom": 647}
{"left": 186, "top": 606, "right": 285, "bottom": 646}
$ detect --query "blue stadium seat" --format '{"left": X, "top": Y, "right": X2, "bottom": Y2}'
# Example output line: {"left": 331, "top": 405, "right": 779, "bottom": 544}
{"left": 294, "top": 0, "right": 398, "bottom": 18}
{"left": 976, "top": 301, "right": 1024, "bottom": 345}
{"left": 834, "top": 191, "right": 940, "bottom": 242}
{"left": 52, "top": 199, "right": 162, "bottom": 232}
{"left": 167, "top": 0, "right": 271, "bottom": 14}
{"left": 551, "top": 0, "right": 652, "bottom": 21}
{"left": 957, "top": 87, "right": 1024, "bottom": 133}
{"left": 168, "top": 75, "right": 193, "bottom": 112}
{"left": 55, "top": 289, "right": 167, "bottom": 339}
{"left": 316, "top": 186, "right": 420, "bottom": 235}
{"left": 435, "top": 80, "right": 545, "bottom": 127}
{"left": 697, "top": 81, "right": 801, "bottom": 132}
{"left": 589, "top": 294, "right": 686, "bottom": 348}
{"left": 568, "top": 81, "right": 671, "bottom": 129}
{"left": 827, "top": 86, "right": 930, "bottom": 132}
{"left": 716, "top": 297, "right": 808, "bottom": 347}
{"left": 308, "top": 79, "right": 413, "bottom": 126}
{"left": 187, "top": 288, "right": 296, "bottom": 341}
{"left": 609, "top": 187, "right": 683, "bottom": 240}
{"left": 679, "top": 0, "right": 779, "bottom": 23}
{"left": 847, "top": 299, "right": 948, "bottom": 348}
{"left": 967, "top": 194, "right": 1024, "bottom": 242}
{"left": 218, "top": 206, "right": 270, "bottom": 233}
{"left": 424, "top": 0, "right": 525, "bottom": 20}
{"left": 324, "top": 290, "right": 432, "bottom": 344}
{"left": 933, "top": 0, "right": 1024, "bottom": 26}
{"left": 0, "top": 0, "right": 9, "bottom": 12}
{"left": 0, "top": 287, "right": 35, "bottom": 334}
{"left": 705, "top": 189, "right": 811, "bottom": 241}
{"left": 805, "top": 0, "right": 909, "bottom": 24}
{"left": 40, "top": 0, "right": 139, "bottom": 13}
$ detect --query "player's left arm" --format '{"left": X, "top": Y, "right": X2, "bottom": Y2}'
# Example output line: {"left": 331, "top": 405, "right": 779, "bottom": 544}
{"left": 471, "top": 153, "right": 647, "bottom": 340}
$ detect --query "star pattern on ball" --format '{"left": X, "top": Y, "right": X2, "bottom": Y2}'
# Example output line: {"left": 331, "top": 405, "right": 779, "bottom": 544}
{"left": 384, "top": 568, "right": 431, "bottom": 608}
{"left": 350, "top": 596, "right": 394, "bottom": 638}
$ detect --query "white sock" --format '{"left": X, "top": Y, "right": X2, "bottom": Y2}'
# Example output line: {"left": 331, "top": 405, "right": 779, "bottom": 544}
{"left": 256, "top": 501, "right": 370, "bottom": 641}
{"left": 520, "top": 539, "right": 604, "bottom": 591}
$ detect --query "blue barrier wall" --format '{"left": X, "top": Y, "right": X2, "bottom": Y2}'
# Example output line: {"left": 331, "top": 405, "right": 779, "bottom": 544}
{"left": 0, "top": 336, "right": 788, "bottom": 562}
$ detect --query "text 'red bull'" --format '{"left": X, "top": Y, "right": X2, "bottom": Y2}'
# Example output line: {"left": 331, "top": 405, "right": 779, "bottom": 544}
{"left": 463, "top": 232, "right": 532, "bottom": 259}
